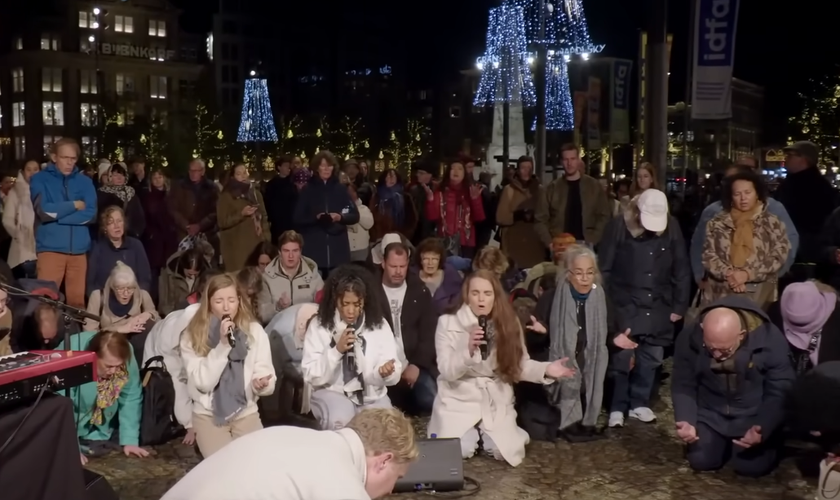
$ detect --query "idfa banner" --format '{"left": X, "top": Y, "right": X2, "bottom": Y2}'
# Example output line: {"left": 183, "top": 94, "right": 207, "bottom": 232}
{"left": 610, "top": 59, "right": 632, "bottom": 144}
{"left": 587, "top": 77, "right": 601, "bottom": 150}
{"left": 691, "top": 0, "right": 739, "bottom": 120}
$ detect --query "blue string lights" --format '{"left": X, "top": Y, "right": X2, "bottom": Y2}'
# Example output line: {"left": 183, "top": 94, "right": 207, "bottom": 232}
{"left": 237, "top": 78, "right": 278, "bottom": 142}
{"left": 536, "top": 59, "right": 574, "bottom": 131}
{"left": 473, "top": 5, "right": 536, "bottom": 107}
{"left": 556, "top": 0, "right": 596, "bottom": 54}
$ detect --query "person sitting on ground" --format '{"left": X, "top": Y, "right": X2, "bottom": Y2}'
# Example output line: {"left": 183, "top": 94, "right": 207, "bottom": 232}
{"left": 671, "top": 296, "right": 795, "bottom": 477}
{"left": 160, "top": 408, "right": 419, "bottom": 500}
{"left": 472, "top": 246, "right": 519, "bottom": 292}
{"left": 58, "top": 330, "right": 147, "bottom": 465}
{"left": 414, "top": 237, "right": 463, "bottom": 315}
{"left": 245, "top": 241, "right": 278, "bottom": 274}
{"left": 428, "top": 270, "right": 574, "bottom": 466}
{"left": 85, "top": 262, "right": 159, "bottom": 366}
{"left": 258, "top": 230, "right": 324, "bottom": 324}
{"left": 302, "top": 264, "right": 401, "bottom": 430}
{"left": 159, "top": 248, "right": 209, "bottom": 316}
{"left": 513, "top": 232, "right": 575, "bottom": 295}
{"left": 236, "top": 267, "right": 266, "bottom": 322}
{"left": 778, "top": 280, "right": 840, "bottom": 374}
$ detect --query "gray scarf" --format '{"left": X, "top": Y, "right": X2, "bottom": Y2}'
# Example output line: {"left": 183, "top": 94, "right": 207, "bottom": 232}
{"left": 207, "top": 316, "right": 249, "bottom": 425}
{"left": 330, "top": 313, "right": 368, "bottom": 405}
{"left": 546, "top": 280, "right": 609, "bottom": 429}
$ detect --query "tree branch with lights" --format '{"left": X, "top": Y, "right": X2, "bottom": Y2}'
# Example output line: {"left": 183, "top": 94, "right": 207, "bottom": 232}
{"left": 788, "top": 74, "right": 840, "bottom": 164}
{"left": 330, "top": 116, "right": 370, "bottom": 160}
{"left": 382, "top": 118, "right": 431, "bottom": 169}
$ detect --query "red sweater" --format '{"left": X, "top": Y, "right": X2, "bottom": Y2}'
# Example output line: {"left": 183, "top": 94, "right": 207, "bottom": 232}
{"left": 425, "top": 184, "right": 486, "bottom": 248}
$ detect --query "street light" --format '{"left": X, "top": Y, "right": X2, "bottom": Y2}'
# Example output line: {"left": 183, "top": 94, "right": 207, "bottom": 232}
{"left": 93, "top": 7, "right": 100, "bottom": 15}
{"left": 88, "top": 35, "right": 95, "bottom": 42}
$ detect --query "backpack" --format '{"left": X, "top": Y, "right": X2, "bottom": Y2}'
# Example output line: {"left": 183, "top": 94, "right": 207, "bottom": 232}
{"left": 139, "top": 356, "right": 183, "bottom": 446}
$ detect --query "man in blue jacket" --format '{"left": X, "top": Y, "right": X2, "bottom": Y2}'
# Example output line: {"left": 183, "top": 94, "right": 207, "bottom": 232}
{"left": 671, "top": 296, "right": 795, "bottom": 477}
{"left": 31, "top": 138, "right": 97, "bottom": 308}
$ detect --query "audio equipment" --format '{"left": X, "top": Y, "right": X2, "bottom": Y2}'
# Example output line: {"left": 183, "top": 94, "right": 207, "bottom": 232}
{"left": 222, "top": 315, "right": 236, "bottom": 347}
{"left": 0, "top": 351, "right": 97, "bottom": 407}
{"left": 394, "top": 438, "right": 465, "bottom": 493}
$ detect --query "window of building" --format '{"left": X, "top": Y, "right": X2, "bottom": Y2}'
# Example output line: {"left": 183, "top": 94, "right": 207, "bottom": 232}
{"left": 449, "top": 106, "right": 461, "bottom": 118}
{"left": 152, "top": 108, "right": 168, "bottom": 126}
{"left": 40, "top": 34, "right": 59, "bottom": 51}
{"left": 80, "top": 103, "right": 99, "bottom": 127}
{"left": 150, "top": 76, "right": 167, "bottom": 99}
{"left": 149, "top": 20, "right": 166, "bottom": 37}
{"left": 42, "top": 68, "right": 62, "bottom": 92}
{"left": 14, "top": 37, "right": 22, "bottom": 50}
{"left": 221, "top": 65, "right": 230, "bottom": 83}
{"left": 42, "top": 102, "right": 64, "bottom": 126}
{"left": 230, "top": 66, "right": 239, "bottom": 83}
{"left": 43, "top": 136, "right": 62, "bottom": 157}
{"left": 79, "top": 11, "right": 91, "bottom": 28}
{"left": 82, "top": 136, "right": 98, "bottom": 157}
{"left": 221, "top": 43, "right": 230, "bottom": 60}
{"left": 230, "top": 44, "right": 238, "bottom": 60}
{"left": 222, "top": 20, "right": 236, "bottom": 34}
{"left": 80, "top": 70, "right": 97, "bottom": 94}
{"left": 117, "top": 105, "right": 135, "bottom": 126}
{"left": 116, "top": 73, "right": 135, "bottom": 95}
{"left": 12, "top": 102, "right": 25, "bottom": 127}
{"left": 14, "top": 137, "right": 25, "bottom": 160}
{"left": 115, "top": 16, "right": 134, "bottom": 33}
{"left": 12, "top": 69, "right": 24, "bottom": 93}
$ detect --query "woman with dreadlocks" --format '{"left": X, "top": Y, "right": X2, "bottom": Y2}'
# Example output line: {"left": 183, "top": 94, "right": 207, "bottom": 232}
{"left": 302, "top": 264, "right": 402, "bottom": 430}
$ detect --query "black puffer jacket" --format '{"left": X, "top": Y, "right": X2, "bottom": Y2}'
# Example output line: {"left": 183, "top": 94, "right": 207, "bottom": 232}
{"left": 292, "top": 175, "right": 360, "bottom": 269}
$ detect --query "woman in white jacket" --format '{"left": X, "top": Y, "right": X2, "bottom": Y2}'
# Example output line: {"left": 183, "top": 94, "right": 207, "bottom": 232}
{"left": 347, "top": 183, "right": 374, "bottom": 262}
{"left": 302, "top": 264, "right": 401, "bottom": 430}
{"left": 180, "top": 273, "right": 276, "bottom": 457}
{"left": 2, "top": 160, "right": 39, "bottom": 277}
{"left": 428, "top": 270, "right": 574, "bottom": 467}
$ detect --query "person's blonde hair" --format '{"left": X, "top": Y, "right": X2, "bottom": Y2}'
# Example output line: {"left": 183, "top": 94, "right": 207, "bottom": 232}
{"left": 109, "top": 261, "right": 137, "bottom": 288}
{"left": 184, "top": 273, "right": 255, "bottom": 356}
{"left": 100, "top": 205, "right": 125, "bottom": 234}
{"left": 472, "top": 246, "right": 509, "bottom": 278}
{"left": 345, "top": 408, "right": 419, "bottom": 463}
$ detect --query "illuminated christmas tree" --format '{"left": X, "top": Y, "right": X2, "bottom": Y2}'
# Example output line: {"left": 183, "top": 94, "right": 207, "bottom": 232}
{"left": 237, "top": 77, "right": 278, "bottom": 143}
{"left": 473, "top": 4, "right": 536, "bottom": 107}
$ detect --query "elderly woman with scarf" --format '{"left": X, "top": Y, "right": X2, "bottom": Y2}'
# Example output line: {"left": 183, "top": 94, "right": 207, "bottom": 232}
{"left": 217, "top": 164, "right": 270, "bottom": 272}
{"left": 425, "top": 160, "right": 486, "bottom": 258}
{"left": 180, "top": 273, "right": 275, "bottom": 458}
{"left": 96, "top": 163, "right": 146, "bottom": 239}
{"left": 369, "top": 169, "right": 417, "bottom": 242}
{"left": 302, "top": 264, "right": 401, "bottom": 430}
{"left": 701, "top": 169, "right": 790, "bottom": 309}
{"left": 528, "top": 244, "right": 609, "bottom": 442}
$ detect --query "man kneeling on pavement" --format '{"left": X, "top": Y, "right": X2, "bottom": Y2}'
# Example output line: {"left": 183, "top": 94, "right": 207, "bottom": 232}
{"left": 671, "top": 296, "right": 795, "bottom": 477}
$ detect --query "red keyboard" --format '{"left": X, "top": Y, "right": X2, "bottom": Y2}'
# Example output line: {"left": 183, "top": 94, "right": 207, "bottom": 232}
{"left": 0, "top": 351, "right": 98, "bottom": 406}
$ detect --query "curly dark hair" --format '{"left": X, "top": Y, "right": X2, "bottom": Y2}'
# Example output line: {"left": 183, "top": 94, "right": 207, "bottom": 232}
{"left": 315, "top": 264, "right": 385, "bottom": 331}
{"left": 720, "top": 168, "right": 768, "bottom": 211}
{"left": 376, "top": 168, "right": 404, "bottom": 187}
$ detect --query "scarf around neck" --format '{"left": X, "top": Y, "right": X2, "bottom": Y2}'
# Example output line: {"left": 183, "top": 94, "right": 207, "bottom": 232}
{"left": 100, "top": 184, "right": 135, "bottom": 204}
{"left": 91, "top": 366, "right": 129, "bottom": 425}
{"left": 376, "top": 183, "right": 406, "bottom": 228}
{"left": 227, "top": 179, "right": 262, "bottom": 227}
{"left": 330, "top": 311, "right": 368, "bottom": 405}
{"left": 729, "top": 202, "right": 762, "bottom": 268}
{"left": 207, "top": 315, "right": 249, "bottom": 425}
{"left": 108, "top": 290, "right": 134, "bottom": 318}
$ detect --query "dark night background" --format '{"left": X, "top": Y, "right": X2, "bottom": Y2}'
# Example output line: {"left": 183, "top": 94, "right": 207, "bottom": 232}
{"left": 172, "top": 0, "right": 839, "bottom": 145}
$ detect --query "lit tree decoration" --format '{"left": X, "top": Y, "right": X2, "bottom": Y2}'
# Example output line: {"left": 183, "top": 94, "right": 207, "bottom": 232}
{"left": 383, "top": 118, "right": 430, "bottom": 170}
{"left": 138, "top": 114, "right": 168, "bottom": 168}
{"left": 331, "top": 116, "right": 370, "bottom": 160}
{"left": 543, "top": 60, "right": 574, "bottom": 131}
{"left": 237, "top": 77, "right": 278, "bottom": 143}
{"left": 192, "top": 103, "right": 226, "bottom": 162}
{"left": 556, "top": 0, "right": 594, "bottom": 50}
{"left": 473, "top": 4, "right": 537, "bottom": 107}
{"left": 788, "top": 74, "right": 840, "bottom": 164}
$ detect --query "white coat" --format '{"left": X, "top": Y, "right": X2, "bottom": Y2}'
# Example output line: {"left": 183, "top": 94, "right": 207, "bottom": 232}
{"left": 143, "top": 304, "right": 200, "bottom": 429}
{"left": 428, "top": 305, "right": 552, "bottom": 467}
{"left": 302, "top": 311, "right": 401, "bottom": 404}
{"left": 180, "top": 320, "right": 276, "bottom": 421}
{"left": 2, "top": 173, "right": 36, "bottom": 268}
{"left": 160, "top": 427, "right": 371, "bottom": 500}
{"left": 347, "top": 199, "right": 374, "bottom": 252}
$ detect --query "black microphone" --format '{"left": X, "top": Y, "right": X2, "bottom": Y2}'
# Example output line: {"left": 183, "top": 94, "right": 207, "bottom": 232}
{"left": 222, "top": 315, "right": 236, "bottom": 348}
{"left": 345, "top": 317, "right": 363, "bottom": 368}
{"left": 478, "top": 315, "right": 488, "bottom": 360}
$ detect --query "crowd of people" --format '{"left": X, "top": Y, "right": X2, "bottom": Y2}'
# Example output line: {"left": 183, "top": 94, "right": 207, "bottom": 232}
{"left": 0, "top": 136, "right": 839, "bottom": 498}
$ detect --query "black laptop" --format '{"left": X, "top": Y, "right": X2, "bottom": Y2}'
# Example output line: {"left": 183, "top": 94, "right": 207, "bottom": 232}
{"left": 393, "top": 438, "right": 465, "bottom": 493}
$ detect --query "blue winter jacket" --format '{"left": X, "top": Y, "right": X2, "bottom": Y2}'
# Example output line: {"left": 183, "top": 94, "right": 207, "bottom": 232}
{"left": 31, "top": 164, "right": 97, "bottom": 255}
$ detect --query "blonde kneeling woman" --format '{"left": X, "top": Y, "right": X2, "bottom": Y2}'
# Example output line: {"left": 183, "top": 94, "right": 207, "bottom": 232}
{"left": 180, "top": 273, "right": 276, "bottom": 457}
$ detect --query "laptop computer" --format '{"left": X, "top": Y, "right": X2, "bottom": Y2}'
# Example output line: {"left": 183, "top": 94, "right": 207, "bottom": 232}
{"left": 393, "top": 438, "right": 465, "bottom": 493}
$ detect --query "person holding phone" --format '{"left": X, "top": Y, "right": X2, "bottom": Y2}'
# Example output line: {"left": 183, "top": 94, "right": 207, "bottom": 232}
{"left": 302, "top": 264, "right": 401, "bottom": 430}
{"left": 217, "top": 163, "right": 270, "bottom": 273}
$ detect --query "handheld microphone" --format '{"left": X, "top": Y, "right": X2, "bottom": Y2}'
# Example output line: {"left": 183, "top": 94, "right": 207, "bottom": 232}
{"left": 478, "top": 315, "right": 488, "bottom": 360}
{"left": 222, "top": 315, "right": 236, "bottom": 348}
{"left": 345, "top": 317, "right": 364, "bottom": 368}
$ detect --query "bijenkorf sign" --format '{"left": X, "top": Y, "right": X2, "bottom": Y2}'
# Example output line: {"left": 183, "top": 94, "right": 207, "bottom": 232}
{"left": 691, "top": 0, "right": 739, "bottom": 119}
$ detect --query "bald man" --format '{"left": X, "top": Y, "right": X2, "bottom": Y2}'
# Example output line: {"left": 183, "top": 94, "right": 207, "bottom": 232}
{"left": 671, "top": 296, "right": 795, "bottom": 477}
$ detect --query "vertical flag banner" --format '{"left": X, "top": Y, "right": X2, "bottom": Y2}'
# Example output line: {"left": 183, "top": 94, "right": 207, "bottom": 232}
{"left": 691, "top": 0, "right": 739, "bottom": 120}
{"left": 587, "top": 77, "right": 601, "bottom": 149}
{"left": 573, "top": 91, "right": 588, "bottom": 146}
{"left": 610, "top": 59, "right": 632, "bottom": 144}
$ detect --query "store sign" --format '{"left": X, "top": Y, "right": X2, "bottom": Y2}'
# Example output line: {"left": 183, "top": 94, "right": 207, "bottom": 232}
{"left": 765, "top": 149, "right": 785, "bottom": 163}
{"left": 100, "top": 43, "right": 176, "bottom": 61}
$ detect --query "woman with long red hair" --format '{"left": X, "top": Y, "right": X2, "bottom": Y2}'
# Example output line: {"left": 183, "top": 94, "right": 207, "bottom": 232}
{"left": 427, "top": 270, "right": 574, "bottom": 466}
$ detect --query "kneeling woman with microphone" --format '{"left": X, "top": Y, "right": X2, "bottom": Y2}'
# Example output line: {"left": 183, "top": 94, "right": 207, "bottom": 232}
{"left": 180, "top": 273, "right": 276, "bottom": 458}
{"left": 428, "top": 270, "right": 574, "bottom": 467}
{"left": 302, "top": 264, "right": 402, "bottom": 430}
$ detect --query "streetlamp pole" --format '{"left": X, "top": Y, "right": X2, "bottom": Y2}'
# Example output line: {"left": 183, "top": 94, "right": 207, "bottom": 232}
{"left": 534, "top": 0, "right": 548, "bottom": 177}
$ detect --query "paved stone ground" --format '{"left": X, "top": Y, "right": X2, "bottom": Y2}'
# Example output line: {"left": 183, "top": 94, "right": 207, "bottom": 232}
{"left": 88, "top": 381, "right": 819, "bottom": 500}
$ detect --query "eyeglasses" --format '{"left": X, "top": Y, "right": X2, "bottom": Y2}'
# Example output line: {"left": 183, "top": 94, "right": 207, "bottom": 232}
{"left": 114, "top": 286, "right": 136, "bottom": 294}
{"left": 572, "top": 270, "right": 595, "bottom": 279}
{"left": 703, "top": 343, "right": 739, "bottom": 358}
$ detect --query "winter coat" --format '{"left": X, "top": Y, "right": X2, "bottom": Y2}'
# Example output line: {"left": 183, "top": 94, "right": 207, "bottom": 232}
{"left": 368, "top": 188, "right": 418, "bottom": 243}
{"left": 347, "top": 199, "right": 374, "bottom": 253}
{"left": 817, "top": 206, "right": 840, "bottom": 291}
{"left": 415, "top": 263, "right": 463, "bottom": 315}
{"left": 257, "top": 256, "right": 324, "bottom": 324}
{"left": 84, "top": 277, "right": 159, "bottom": 332}
{"left": 158, "top": 251, "right": 201, "bottom": 317}
{"left": 58, "top": 331, "right": 143, "bottom": 446}
{"left": 701, "top": 204, "right": 790, "bottom": 308}
{"left": 425, "top": 185, "right": 486, "bottom": 250}
{"left": 292, "top": 176, "right": 360, "bottom": 269}
{"left": 217, "top": 187, "right": 270, "bottom": 272}
{"left": 140, "top": 187, "right": 179, "bottom": 271}
{"left": 776, "top": 166, "right": 839, "bottom": 263}
{"left": 496, "top": 177, "right": 544, "bottom": 268}
{"left": 428, "top": 305, "right": 551, "bottom": 466}
{"left": 533, "top": 174, "right": 611, "bottom": 247}
{"left": 2, "top": 172, "right": 37, "bottom": 267}
{"left": 30, "top": 164, "right": 97, "bottom": 255}
{"left": 408, "top": 182, "right": 435, "bottom": 245}
{"left": 264, "top": 174, "right": 298, "bottom": 244}
{"left": 671, "top": 296, "right": 795, "bottom": 438}
{"left": 166, "top": 177, "right": 219, "bottom": 242}
{"left": 599, "top": 203, "right": 691, "bottom": 345}
{"left": 86, "top": 236, "right": 152, "bottom": 293}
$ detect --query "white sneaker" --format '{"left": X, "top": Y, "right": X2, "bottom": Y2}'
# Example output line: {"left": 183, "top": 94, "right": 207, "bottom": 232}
{"left": 608, "top": 411, "right": 625, "bottom": 428}
{"left": 629, "top": 407, "right": 657, "bottom": 423}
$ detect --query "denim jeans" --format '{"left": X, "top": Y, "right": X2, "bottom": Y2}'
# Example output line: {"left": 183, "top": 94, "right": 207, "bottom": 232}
{"left": 12, "top": 260, "right": 37, "bottom": 280}
{"left": 608, "top": 341, "right": 664, "bottom": 413}
{"left": 411, "top": 368, "right": 438, "bottom": 414}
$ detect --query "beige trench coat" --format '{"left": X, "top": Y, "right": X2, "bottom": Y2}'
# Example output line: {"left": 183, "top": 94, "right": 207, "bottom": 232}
{"left": 428, "top": 305, "right": 551, "bottom": 467}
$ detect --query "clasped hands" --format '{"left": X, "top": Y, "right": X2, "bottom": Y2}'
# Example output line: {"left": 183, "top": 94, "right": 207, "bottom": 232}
{"left": 725, "top": 268, "right": 749, "bottom": 293}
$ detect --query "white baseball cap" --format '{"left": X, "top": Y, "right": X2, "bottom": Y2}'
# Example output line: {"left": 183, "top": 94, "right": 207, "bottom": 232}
{"left": 637, "top": 189, "right": 668, "bottom": 232}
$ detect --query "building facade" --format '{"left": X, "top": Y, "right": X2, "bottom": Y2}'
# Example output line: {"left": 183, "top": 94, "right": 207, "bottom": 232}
{"left": 0, "top": 0, "right": 204, "bottom": 168}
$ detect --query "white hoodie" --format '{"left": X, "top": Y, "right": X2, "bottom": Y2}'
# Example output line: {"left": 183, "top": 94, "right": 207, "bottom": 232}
{"left": 302, "top": 312, "right": 401, "bottom": 405}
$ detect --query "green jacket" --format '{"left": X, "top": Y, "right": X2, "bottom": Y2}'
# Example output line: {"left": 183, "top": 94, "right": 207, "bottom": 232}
{"left": 56, "top": 331, "right": 143, "bottom": 446}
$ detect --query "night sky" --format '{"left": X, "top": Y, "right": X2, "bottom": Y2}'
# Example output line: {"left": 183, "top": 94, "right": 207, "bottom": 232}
{"left": 174, "top": 0, "right": 838, "bottom": 144}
